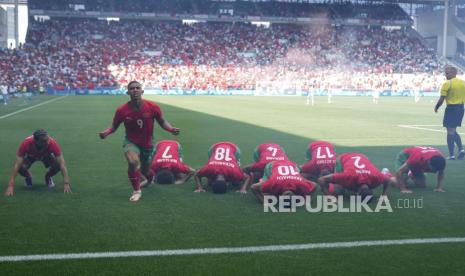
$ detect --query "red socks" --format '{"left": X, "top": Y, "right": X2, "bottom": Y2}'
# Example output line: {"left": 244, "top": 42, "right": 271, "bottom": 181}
{"left": 128, "top": 169, "right": 141, "bottom": 191}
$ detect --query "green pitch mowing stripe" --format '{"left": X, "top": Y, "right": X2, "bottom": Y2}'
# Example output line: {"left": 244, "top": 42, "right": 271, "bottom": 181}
{"left": 1, "top": 237, "right": 464, "bottom": 262}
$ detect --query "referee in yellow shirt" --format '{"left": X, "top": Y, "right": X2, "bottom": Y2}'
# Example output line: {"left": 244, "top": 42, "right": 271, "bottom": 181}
{"left": 434, "top": 66, "right": 465, "bottom": 160}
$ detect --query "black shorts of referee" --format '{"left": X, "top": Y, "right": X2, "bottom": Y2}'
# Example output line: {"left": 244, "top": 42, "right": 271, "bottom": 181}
{"left": 443, "top": 104, "right": 465, "bottom": 128}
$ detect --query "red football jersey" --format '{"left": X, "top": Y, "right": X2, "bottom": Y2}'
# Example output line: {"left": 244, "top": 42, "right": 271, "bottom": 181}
{"left": 197, "top": 142, "right": 243, "bottom": 182}
{"left": 301, "top": 141, "right": 336, "bottom": 175}
{"left": 332, "top": 153, "right": 387, "bottom": 191}
{"left": 261, "top": 160, "right": 316, "bottom": 196}
{"left": 250, "top": 143, "right": 288, "bottom": 172}
{"left": 17, "top": 136, "right": 62, "bottom": 159}
{"left": 404, "top": 146, "right": 443, "bottom": 172}
{"left": 151, "top": 140, "right": 190, "bottom": 174}
{"left": 112, "top": 99, "right": 163, "bottom": 148}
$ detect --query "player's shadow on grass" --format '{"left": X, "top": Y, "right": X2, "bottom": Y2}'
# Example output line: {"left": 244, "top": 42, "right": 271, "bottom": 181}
{"left": 148, "top": 102, "right": 461, "bottom": 193}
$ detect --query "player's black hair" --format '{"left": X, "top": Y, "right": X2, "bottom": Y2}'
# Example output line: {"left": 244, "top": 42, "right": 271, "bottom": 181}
{"left": 358, "top": 184, "right": 373, "bottom": 203}
{"left": 127, "top": 80, "right": 141, "bottom": 89}
{"left": 282, "top": 190, "right": 295, "bottom": 196}
{"left": 211, "top": 180, "right": 227, "bottom": 194}
{"left": 156, "top": 170, "right": 175, "bottom": 185}
{"left": 33, "top": 129, "right": 48, "bottom": 140}
{"left": 252, "top": 171, "right": 261, "bottom": 183}
{"left": 430, "top": 155, "right": 446, "bottom": 172}
{"left": 319, "top": 168, "right": 332, "bottom": 178}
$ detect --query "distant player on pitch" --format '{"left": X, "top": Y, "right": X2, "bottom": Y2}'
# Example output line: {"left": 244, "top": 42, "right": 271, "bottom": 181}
{"left": 194, "top": 141, "right": 250, "bottom": 194}
{"left": 149, "top": 140, "right": 195, "bottom": 186}
{"left": 394, "top": 146, "right": 446, "bottom": 193}
{"left": 99, "top": 81, "right": 180, "bottom": 202}
{"left": 5, "top": 129, "right": 71, "bottom": 196}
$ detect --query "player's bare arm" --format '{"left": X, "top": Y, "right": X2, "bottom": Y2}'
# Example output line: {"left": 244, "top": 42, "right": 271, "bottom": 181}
{"left": 57, "top": 155, "right": 71, "bottom": 194}
{"left": 156, "top": 117, "right": 180, "bottom": 136}
{"left": 434, "top": 170, "right": 445, "bottom": 192}
{"left": 175, "top": 167, "right": 195, "bottom": 185}
{"left": 382, "top": 178, "right": 395, "bottom": 196}
{"left": 434, "top": 96, "right": 446, "bottom": 113}
{"left": 238, "top": 173, "right": 251, "bottom": 194}
{"left": 4, "top": 156, "right": 24, "bottom": 196}
{"left": 396, "top": 163, "right": 413, "bottom": 193}
{"left": 194, "top": 173, "right": 206, "bottom": 192}
{"left": 251, "top": 181, "right": 265, "bottom": 203}
{"left": 99, "top": 119, "right": 122, "bottom": 139}
{"left": 317, "top": 174, "right": 333, "bottom": 195}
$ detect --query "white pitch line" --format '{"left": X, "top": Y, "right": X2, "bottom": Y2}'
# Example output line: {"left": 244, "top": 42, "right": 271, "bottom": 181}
{"left": 404, "top": 125, "right": 442, "bottom": 127}
{"left": 0, "top": 95, "right": 68, "bottom": 120}
{"left": 398, "top": 125, "right": 465, "bottom": 135}
{"left": 1, "top": 237, "right": 464, "bottom": 262}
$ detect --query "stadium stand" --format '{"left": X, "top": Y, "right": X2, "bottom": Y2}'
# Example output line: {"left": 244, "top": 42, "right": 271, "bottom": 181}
{"left": 2, "top": 0, "right": 443, "bottom": 94}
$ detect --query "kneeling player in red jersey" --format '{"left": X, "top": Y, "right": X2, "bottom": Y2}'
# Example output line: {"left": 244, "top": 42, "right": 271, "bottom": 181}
{"left": 99, "top": 81, "right": 180, "bottom": 202}
{"left": 5, "top": 129, "right": 71, "bottom": 196}
{"left": 317, "top": 153, "right": 396, "bottom": 201}
{"left": 394, "top": 146, "right": 446, "bottom": 193}
{"left": 148, "top": 140, "right": 195, "bottom": 186}
{"left": 194, "top": 142, "right": 250, "bottom": 194}
{"left": 300, "top": 140, "right": 336, "bottom": 180}
{"left": 243, "top": 143, "right": 289, "bottom": 183}
{"left": 251, "top": 160, "right": 317, "bottom": 203}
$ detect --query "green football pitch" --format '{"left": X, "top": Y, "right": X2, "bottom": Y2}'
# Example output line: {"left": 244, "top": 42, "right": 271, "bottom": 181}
{"left": 0, "top": 95, "right": 464, "bottom": 275}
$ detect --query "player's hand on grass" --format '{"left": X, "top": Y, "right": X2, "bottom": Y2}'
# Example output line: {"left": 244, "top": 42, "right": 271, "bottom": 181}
{"left": 194, "top": 188, "right": 206, "bottom": 193}
{"left": 5, "top": 185, "right": 14, "bottom": 196}
{"left": 170, "top": 127, "right": 180, "bottom": 136}
{"left": 400, "top": 189, "right": 413, "bottom": 194}
{"left": 64, "top": 183, "right": 72, "bottom": 194}
{"left": 433, "top": 188, "right": 445, "bottom": 192}
{"left": 174, "top": 180, "right": 183, "bottom": 185}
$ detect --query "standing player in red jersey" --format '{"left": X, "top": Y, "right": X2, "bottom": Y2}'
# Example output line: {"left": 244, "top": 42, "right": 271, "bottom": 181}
{"left": 99, "top": 81, "right": 180, "bottom": 202}
{"left": 251, "top": 160, "right": 317, "bottom": 203}
{"left": 194, "top": 142, "right": 250, "bottom": 194}
{"left": 5, "top": 129, "right": 71, "bottom": 196}
{"left": 149, "top": 140, "right": 195, "bottom": 185}
{"left": 317, "top": 153, "right": 396, "bottom": 200}
{"left": 394, "top": 146, "right": 446, "bottom": 193}
{"left": 300, "top": 141, "right": 336, "bottom": 180}
{"left": 243, "top": 143, "right": 289, "bottom": 183}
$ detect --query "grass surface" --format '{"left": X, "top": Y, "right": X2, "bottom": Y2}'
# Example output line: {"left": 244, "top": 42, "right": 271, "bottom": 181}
{"left": 0, "top": 95, "right": 464, "bottom": 275}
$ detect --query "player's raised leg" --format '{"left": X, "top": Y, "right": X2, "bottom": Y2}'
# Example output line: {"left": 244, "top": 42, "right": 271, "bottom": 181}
{"left": 124, "top": 143, "right": 142, "bottom": 202}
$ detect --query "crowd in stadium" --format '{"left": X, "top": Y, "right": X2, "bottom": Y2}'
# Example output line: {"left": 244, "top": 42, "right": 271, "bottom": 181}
{"left": 0, "top": 18, "right": 442, "bottom": 93}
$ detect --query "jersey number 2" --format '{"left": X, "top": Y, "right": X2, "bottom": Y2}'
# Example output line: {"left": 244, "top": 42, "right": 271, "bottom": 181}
{"left": 351, "top": 156, "right": 366, "bottom": 169}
